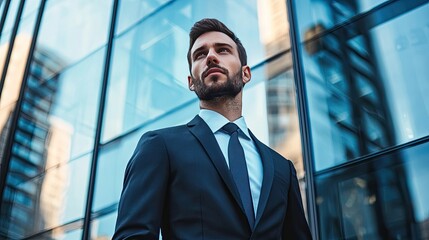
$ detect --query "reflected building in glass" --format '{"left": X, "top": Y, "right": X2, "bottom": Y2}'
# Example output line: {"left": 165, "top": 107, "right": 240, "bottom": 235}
{"left": 291, "top": 0, "right": 429, "bottom": 239}
{"left": 0, "top": 0, "right": 428, "bottom": 239}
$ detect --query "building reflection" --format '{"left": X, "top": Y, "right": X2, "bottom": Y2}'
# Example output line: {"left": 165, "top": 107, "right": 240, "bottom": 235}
{"left": 0, "top": 34, "right": 71, "bottom": 238}
{"left": 302, "top": 1, "right": 422, "bottom": 238}
{"left": 257, "top": 0, "right": 306, "bottom": 208}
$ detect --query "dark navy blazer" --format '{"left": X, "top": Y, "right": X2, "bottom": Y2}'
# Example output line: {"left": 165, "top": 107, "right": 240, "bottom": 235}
{"left": 113, "top": 115, "right": 312, "bottom": 240}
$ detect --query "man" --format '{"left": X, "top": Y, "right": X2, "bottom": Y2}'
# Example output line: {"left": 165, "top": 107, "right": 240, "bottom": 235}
{"left": 113, "top": 18, "right": 312, "bottom": 240}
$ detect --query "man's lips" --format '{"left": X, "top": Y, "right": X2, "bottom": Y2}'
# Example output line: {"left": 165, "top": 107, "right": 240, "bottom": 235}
{"left": 203, "top": 67, "right": 225, "bottom": 79}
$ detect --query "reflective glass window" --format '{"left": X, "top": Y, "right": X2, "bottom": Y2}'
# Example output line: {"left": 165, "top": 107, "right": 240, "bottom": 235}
{"left": 5, "top": 154, "right": 90, "bottom": 238}
{"left": 1, "top": 46, "right": 105, "bottom": 239}
{"left": 34, "top": 0, "right": 112, "bottom": 67}
{"left": 115, "top": 0, "right": 172, "bottom": 35}
{"left": 294, "top": 0, "right": 390, "bottom": 42}
{"left": 91, "top": 212, "right": 117, "bottom": 240}
{"left": 315, "top": 141, "right": 429, "bottom": 239}
{"left": 299, "top": 2, "right": 429, "bottom": 171}
{"left": 0, "top": 0, "right": 20, "bottom": 41}
{"left": 0, "top": 0, "right": 40, "bottom": 104}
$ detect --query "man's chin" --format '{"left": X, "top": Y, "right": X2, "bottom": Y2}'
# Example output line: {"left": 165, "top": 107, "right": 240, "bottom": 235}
{"left": 197, "top": 89, "right": 240, "bottom": 101}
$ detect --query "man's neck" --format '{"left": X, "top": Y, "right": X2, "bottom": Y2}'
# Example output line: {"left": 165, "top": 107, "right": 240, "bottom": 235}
{"left": 199, "top": 93, "right": 243, "bottom": 122}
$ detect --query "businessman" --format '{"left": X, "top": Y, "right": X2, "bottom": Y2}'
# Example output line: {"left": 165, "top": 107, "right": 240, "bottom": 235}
{"left": 113, "top": 18, "right": 312, "bottom": 240}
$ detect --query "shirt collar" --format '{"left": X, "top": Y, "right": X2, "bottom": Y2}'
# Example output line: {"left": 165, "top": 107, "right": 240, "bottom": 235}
{"left": 199, "top": 109, "right": 251, "bottom": 140}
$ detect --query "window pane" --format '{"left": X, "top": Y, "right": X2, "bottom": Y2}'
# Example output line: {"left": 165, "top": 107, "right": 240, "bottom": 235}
{"left": 0, "top": 0, "right": 21, "bottom": 42}
{"left": 115, "top": 0, "right": 172, "bottom": 35}
{"left": 91, "top": 212, "right": 117, "bottom": 240}
{"left": 5, "top": 154, "right": 90, "bottom": 238}
{"left": 315, "top": 140, "right": 429, "bottom": 239}
{"left": 35, "top": 0, "right": 112, "bottom": 66}
{"left": 0, "top": 46, "right": 105, "bottom": 238}
{"left": 301, "top": 3, "right": 429, "bottom": 170}
{"left": 0, "top": 0, "right": 40, "bottom": 108}
{"left": 294, "top": 0, "right": 390, "bottom": 42}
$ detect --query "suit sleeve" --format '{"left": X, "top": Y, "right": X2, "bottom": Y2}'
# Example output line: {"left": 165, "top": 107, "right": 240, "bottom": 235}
{"left": 282, "top": 160, "right": 313, "bottom": 240}
{"left": 113, "top": 131, "right": 169, "bottom": 240}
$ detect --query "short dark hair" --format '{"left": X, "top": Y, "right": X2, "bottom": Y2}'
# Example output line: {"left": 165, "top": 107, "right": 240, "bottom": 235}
{"left": 187, "top": 18, "right": 247, "bottom": 73}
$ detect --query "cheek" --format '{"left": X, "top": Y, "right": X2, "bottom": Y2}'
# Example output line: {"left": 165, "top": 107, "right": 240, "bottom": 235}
{"left": 191, "top": 63, "right": 202, "bottom": 78}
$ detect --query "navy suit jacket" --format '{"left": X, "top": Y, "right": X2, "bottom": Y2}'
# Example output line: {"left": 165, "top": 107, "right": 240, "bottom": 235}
{"left": 113, "top": 115, "right": 312, "bottom": 239}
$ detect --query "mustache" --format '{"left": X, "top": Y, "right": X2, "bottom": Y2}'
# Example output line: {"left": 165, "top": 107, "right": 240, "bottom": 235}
{"left": 202, "top": 63, "right": 228, "bottom": 79}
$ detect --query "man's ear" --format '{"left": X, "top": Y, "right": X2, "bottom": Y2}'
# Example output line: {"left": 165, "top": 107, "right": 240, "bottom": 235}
{"left": 242, "top": 65, "right": 251, "bottom": 85}
{"left": 188, "top": 75, "right": 195, "bottom": 91}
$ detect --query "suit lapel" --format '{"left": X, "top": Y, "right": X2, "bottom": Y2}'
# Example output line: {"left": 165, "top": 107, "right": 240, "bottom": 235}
{"left": 187, "top": 116, "right": 246, "bottom": 218}
{"left": 249, "top": 130, "right": 274, "bottom": 228}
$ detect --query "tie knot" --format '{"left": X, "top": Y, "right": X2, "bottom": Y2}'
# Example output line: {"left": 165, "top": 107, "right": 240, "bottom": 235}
{"left": 222, "top": 122, "right": 239, "bottom": 135}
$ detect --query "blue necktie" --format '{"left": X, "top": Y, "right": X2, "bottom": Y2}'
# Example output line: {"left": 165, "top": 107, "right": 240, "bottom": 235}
{"left": 222, "top": 123, "right": 255, "bottom": 227}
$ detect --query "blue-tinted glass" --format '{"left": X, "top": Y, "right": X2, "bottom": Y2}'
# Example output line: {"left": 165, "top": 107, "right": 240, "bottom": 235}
{"left": 115, "top": 0, "right": 172, "bottom": 35}
{"left": 0, "top": 1, "right": 5, "bottom": 22}
{"left": 294, "top": 0, "right": 389, "bottom": 42}
{"left": 315, "top": 140, "right": 429, "bottom": 239}
{"left": 91, "top": 212, "right": 117, "bottom": 240}
{"left": 5, "top": 154, "right": 90, "bottom": 238}
{"left": 35, "top": 0, "right": 112, "bottom": 67}
{"left": 300, "top": 2, "right": 429, "bottom": 171}
{"left": 46, "top": 48, "right": 105, "bottom": 160}
{"left": 1, "top": 46, "right": 105, "bottom": 238}
{"left": 0, "top": 0, "right": 20, "bottom": 41}
{"left": 0, "top": 0, "right": 41, "bottom": 45}
{"left": 102, "top": 0, "right": 265, "bottom": 142}
{"left": 0, "top": 0, "right": 40, "bottom": 105}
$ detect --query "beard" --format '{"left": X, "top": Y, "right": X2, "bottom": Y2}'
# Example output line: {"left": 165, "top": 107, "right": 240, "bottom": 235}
{"left": 191, "top": 66, "right": 243, "bottom": 101}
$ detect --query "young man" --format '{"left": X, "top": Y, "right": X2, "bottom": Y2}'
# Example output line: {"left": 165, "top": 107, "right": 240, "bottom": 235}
{"left": 113, "top": 18, "right": 312, "bottom": 240}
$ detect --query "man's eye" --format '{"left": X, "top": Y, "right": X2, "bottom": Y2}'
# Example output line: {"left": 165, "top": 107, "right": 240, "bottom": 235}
{"left": 195, "top": 52, "right": 206, "bottom": 59}
{"left": 219, "top": 48, "right": 229, "bottom": 53}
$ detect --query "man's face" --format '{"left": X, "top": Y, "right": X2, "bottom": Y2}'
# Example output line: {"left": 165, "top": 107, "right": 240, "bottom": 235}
{"left": 188, "top": 31, "right": 250, "bottom": 100}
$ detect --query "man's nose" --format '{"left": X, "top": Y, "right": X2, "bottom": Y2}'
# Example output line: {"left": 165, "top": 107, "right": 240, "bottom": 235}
{"left": 206, "top": 50, "right": 219, "bottom": 65}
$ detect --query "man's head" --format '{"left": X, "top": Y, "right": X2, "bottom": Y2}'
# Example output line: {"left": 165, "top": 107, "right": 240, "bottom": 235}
{"left": 187, "top": 18, "right": 247, "bottom": 71}
{"left": 187, "top": 18, "right": 251, "bottom": 101}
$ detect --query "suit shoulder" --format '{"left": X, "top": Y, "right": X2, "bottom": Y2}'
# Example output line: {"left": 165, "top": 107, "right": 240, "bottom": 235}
{"left": 141, "top": 124, "right": 189, "bottom": 140}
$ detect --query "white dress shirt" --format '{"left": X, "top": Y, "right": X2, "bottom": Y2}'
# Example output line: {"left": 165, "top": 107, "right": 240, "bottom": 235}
{"left": 199, "top": 109, "right": 263, "bottom": 216}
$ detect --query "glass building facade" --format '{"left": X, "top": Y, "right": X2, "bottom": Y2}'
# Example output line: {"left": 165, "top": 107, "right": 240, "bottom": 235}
{"left": 0, "top": 0, "right": 427, "bottom": 239}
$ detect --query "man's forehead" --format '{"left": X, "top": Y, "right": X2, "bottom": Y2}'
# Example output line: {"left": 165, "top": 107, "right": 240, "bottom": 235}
{"left": 191, "top": 31, "right": 237, "bottom": 52}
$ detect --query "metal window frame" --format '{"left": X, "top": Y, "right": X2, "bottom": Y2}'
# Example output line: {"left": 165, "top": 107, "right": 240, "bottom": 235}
{"left": 81, "top": 0, "right": 119, "bottom": 239}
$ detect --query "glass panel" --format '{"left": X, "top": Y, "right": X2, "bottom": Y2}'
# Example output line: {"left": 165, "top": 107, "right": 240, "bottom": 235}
{"left": 45, "top": 48, "right": 105, "bottom": 160}
{"left": 102, "top": 0, "right": 266, "bottom": 142}
{"left": 0, "top": 0, "right": 20, "bottom": 41}
{"left": 91, "top": 212, "right": 117, "bottom": 240}
{"left": 301, "top": 2, "right": 429, "bottom": 171}
{"left": 0, "top": 46, "right": 105, "bottom": 238}
{"left": 294, "top": 0, "right": 390, "bottom": 42}
{"left": 115, "top": 0, "right": 172, "bottom": 36}
{"left": 0, "top": 0, "right": 40, "bottom": 103}
{"left": 34, "top": 0, "right": 112, "bottom": 67}
{"left": 315, "top": 140, "right": 429, "bottom": 239}
{"left": 0, "top": 0, "right": 41, "bottom": 40}
{"left": 4, "top": 154, "right": 90, "bottom": 239}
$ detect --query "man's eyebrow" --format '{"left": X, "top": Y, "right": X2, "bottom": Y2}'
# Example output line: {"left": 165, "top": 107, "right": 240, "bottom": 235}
{"left": 213, "top": 42, "right": 233, "bottom": 49}
{"left": 192, "top": 42, "right": 234, "bottom": 57}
